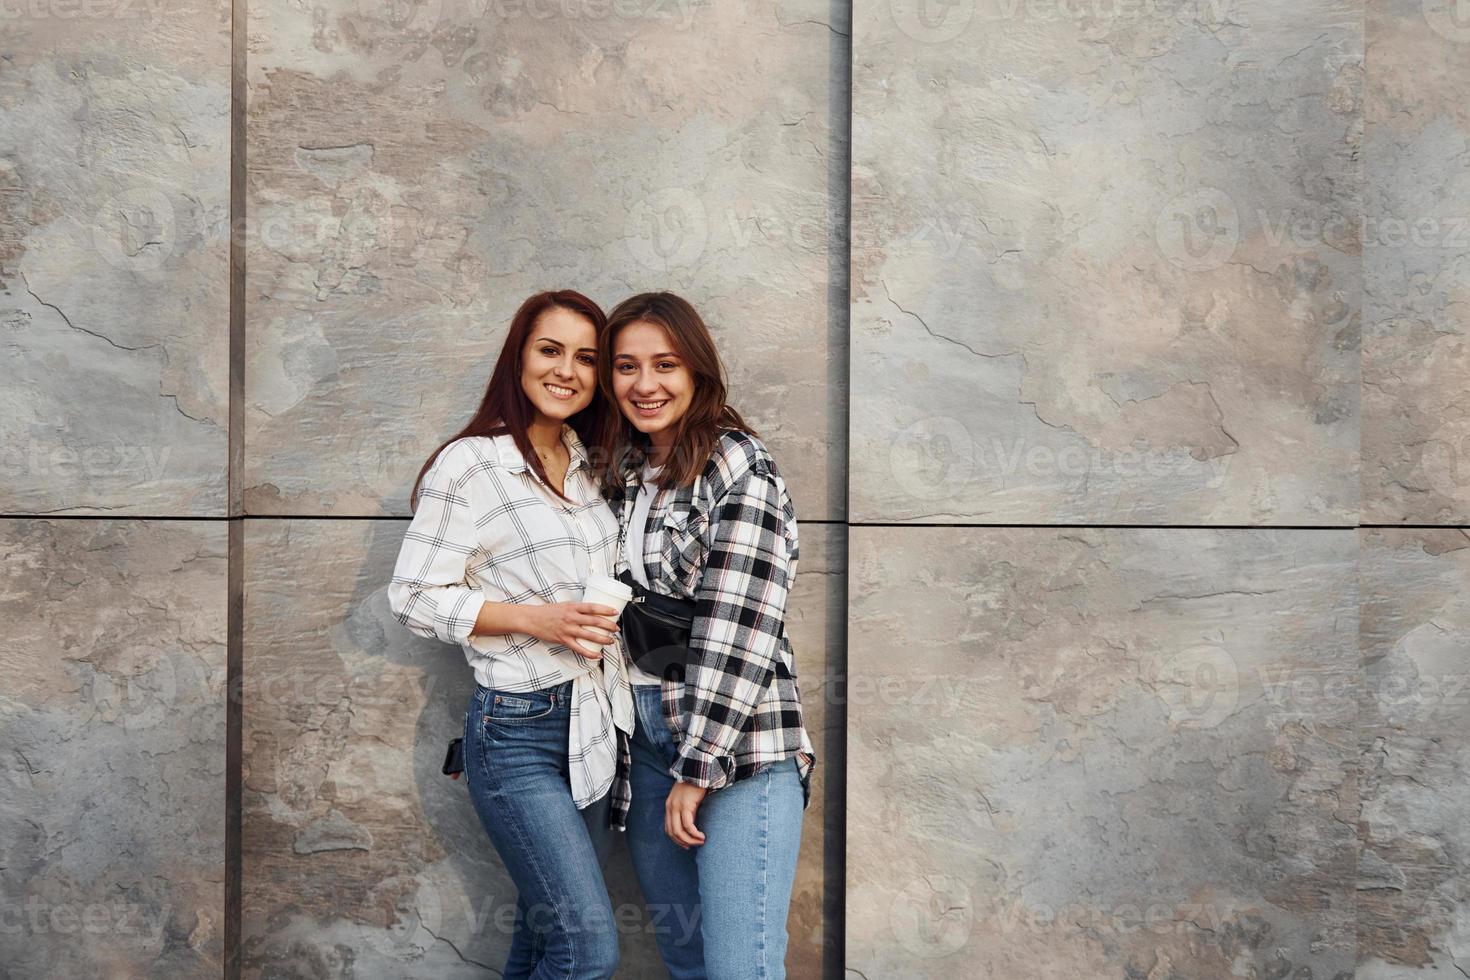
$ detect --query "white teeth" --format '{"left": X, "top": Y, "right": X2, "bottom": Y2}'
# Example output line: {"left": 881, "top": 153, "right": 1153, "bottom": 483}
{"left": 635, "top": 401, "right": 667, "bottom": 410}
{"left": 546, "top": 384, "right": 575, "bottom": 397}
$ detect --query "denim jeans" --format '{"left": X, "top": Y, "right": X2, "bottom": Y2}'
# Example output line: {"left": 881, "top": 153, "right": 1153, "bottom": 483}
{"left": 625, "top": 684, "right": 805, "bottom": 980}
{"left": 464, "top": 680, "right": 619, "bottom": 980}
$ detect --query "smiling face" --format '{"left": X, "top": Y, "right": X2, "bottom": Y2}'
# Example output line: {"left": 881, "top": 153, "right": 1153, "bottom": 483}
{"left": 519, "top": 306, "right": 598, "bottom": 425}
{"left": 611, "top": 318, "right": 695, "bottom": 447}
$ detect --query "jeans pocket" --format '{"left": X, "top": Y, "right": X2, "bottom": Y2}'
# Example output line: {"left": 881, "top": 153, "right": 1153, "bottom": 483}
{"left": 483, "top": 691, "right": 556, "bottom": 725}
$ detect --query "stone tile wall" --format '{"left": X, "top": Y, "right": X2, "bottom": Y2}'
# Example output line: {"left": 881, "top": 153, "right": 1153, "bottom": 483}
{"left": 6, "top": 0, "right": 1470, "bottom": 976}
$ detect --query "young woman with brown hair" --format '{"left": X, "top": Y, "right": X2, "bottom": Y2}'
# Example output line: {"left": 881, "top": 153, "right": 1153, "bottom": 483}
{"left": 597, "top": 292, "right": 816, "bottom": 980}
{"left": 388, "top": 290, "right": 633, "bottom": 980}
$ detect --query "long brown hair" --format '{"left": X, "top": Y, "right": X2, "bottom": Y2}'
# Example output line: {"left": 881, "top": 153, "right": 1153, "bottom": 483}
{"left": 596, "top": 292, "right": 754, "bottom": 495}
{"left": 410, "top": 290, "right": 608, "bottom": 510}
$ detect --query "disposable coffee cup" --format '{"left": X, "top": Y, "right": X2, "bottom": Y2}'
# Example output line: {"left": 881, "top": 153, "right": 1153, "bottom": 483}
{"left": 576, "top": 574, "right": 632, "bottom": 656}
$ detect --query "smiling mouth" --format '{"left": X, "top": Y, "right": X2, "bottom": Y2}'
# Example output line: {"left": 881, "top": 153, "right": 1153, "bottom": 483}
{"left": 632, "top": 399, "right": 669, "bottom": 413}
{"left": 545, "top": 383, "right": 577, "bottom": 400}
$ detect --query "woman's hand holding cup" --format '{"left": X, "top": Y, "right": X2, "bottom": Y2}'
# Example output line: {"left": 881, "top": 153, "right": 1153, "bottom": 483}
{"left": 575, "top": 575, "right": 634, "bottom": 658}
{"left": 522, "top": 602, "right": 620, "bottom": 659}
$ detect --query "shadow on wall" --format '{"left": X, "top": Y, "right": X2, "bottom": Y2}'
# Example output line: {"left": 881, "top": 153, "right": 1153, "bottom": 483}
{"left": 240, "top": 518, "right": 685, "bottom": 976}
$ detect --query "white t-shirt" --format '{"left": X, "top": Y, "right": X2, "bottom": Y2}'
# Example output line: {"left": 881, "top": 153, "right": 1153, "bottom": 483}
{"left": 624, "top": 462, "right": 665, "bottom": 686}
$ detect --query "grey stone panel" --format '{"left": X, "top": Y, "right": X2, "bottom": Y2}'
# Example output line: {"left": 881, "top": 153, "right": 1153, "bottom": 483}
{"left": 241, "top": 518, "right": 841, "bottom": 976}
{"left": 0, "top": 519, "right": 228, "bottom": 977}
{"left": 851, "top": 1, "right": 1361, "bottom": 524}
{"left": 0, "top": 9, "right": 231, "bottom": 516}
{"left": 1361, "top": 1, "right": 1470, "bottom": 524}
{"left": 243, "top": 0, "right": 846, "bottom": 520}
{"left": 846, "top": 526, "right": 1359, "bottom": 979}
{"left": 1357, "top": 529, "right": 1470, "bottom": 977}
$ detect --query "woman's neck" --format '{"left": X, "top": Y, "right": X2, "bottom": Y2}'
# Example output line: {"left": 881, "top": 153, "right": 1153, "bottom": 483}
{"left": 645, "top": 435, "right": 673, "bottom": 469}
{"left": 527, "top": 415, "right": 563, "bottom": 456}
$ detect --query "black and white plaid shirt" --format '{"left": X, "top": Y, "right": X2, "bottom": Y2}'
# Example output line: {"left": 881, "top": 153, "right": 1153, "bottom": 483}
{"left": 388, "top": 427, "right": 636, "bottom": 825}
{"left": 613, "top": 429, "right": 815, "bottom": 800}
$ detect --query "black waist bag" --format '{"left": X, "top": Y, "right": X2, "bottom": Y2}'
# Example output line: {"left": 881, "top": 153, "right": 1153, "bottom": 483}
{"left": 616, "top": 568, "right": 694, "bottom": 683}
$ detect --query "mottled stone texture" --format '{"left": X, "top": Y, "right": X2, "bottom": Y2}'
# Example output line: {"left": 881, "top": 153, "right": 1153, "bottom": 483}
{"left": 1358, "top": 530, "right": 1470, "bottom": 977}
{"left": 1361, "top": 2, "right": 1470, "bottom": 524}
{"left": 241, "top": 519, "right": 577, "bottom": 977}
{"left": 243, "top": 0, "right": 845, "bottom": 520}
{"left": 242, "top": 519, "right": 841, "bottom": 977}
{"left": 847, "top": 527, "right": 1359, "bottom": 979}
{"left": 851, "top": 0, "right": 1360, "bottom": 524}
{"left": 0, "top": 4, "right": 230, "bottom": 515}
{"left": 786, "top": 523, "right": 845, "bottom": 978}
{"left": 0, "top": 520, "right": 227, "bottom": 977}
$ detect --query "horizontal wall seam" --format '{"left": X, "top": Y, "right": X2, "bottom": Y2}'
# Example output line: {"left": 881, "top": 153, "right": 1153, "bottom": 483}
{"left": 8, "top": 515, "right": 1464, "bottom": 531}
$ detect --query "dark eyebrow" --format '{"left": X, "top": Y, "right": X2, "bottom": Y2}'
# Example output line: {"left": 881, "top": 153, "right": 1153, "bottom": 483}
{"left": 613, "top": 351, "right": 680, "bottom": 361}
{"left": 535, "top": 337, "right": 596, "bottom": 354}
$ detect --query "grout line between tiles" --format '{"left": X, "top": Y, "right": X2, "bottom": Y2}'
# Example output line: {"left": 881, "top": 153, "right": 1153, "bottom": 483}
{"left": 6, "top": 515, "right": 1467, "bottom": 530}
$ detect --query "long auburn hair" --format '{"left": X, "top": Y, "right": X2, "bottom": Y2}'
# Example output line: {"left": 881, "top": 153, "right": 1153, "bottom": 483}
{"left": 410, "top": 290, "right": 608, "bottom": 510}
{"left": 596, "top": 292, "right": 755, "bottom": 495}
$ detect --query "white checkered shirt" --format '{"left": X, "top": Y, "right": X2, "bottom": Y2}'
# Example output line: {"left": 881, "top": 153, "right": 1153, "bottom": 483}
{"left": 388, "top": 426, "right": 635, "bottom": 826}
{"left": 613, "top": 429, "right": 815, "bottom": 801}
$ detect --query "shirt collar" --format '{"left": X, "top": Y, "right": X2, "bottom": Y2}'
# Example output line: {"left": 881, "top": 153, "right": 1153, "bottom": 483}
{"left": 497, "top": 424, "right": 588, "bottom": 476}
{"left": 564, "top": 426, "right": 590, "bottom": 475}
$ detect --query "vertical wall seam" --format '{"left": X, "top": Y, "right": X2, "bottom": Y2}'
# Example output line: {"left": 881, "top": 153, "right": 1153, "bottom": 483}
{"left": 225, "top": 0, "right": 246, "bottom": 970}
{"left": 830, "top": 2, "right": 852, "bottom": 978}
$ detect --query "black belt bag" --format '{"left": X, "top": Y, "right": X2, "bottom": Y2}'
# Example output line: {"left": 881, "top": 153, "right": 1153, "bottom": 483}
{"left": 616, "top": 568, "right": 694, "bottom": 682}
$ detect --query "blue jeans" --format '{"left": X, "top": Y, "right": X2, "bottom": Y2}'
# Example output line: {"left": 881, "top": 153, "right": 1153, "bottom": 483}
{"left": 625, "top": 684, "right": 805, "bottom": 980}
{"left": 464, "top": 681, "right": 619, "bottom": 980}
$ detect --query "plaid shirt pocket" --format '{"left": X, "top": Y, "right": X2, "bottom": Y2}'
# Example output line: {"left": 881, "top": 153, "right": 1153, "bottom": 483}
{"left": 659, "top": 496, "right": 708, "bottom": 594}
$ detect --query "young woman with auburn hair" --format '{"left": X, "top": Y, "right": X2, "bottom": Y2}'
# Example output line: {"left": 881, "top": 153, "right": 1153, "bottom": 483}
{"left": 388, "top": 290, "right": 633, "bottom": 980}
{"left": 596, "top": 291, "right": 815, "bottom": 980}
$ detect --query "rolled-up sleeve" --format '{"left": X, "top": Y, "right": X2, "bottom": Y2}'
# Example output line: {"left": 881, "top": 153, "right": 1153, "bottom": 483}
{"left": 388, "top": 457, "right": 484, "bottom": 645}
{"left": 670, "top": 464, "right": 792, "bottom": 790}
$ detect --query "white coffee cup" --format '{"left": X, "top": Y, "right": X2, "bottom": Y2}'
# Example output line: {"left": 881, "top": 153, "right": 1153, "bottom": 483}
{"left": 576, "top": 574, "right": 633, "bottom": 656}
